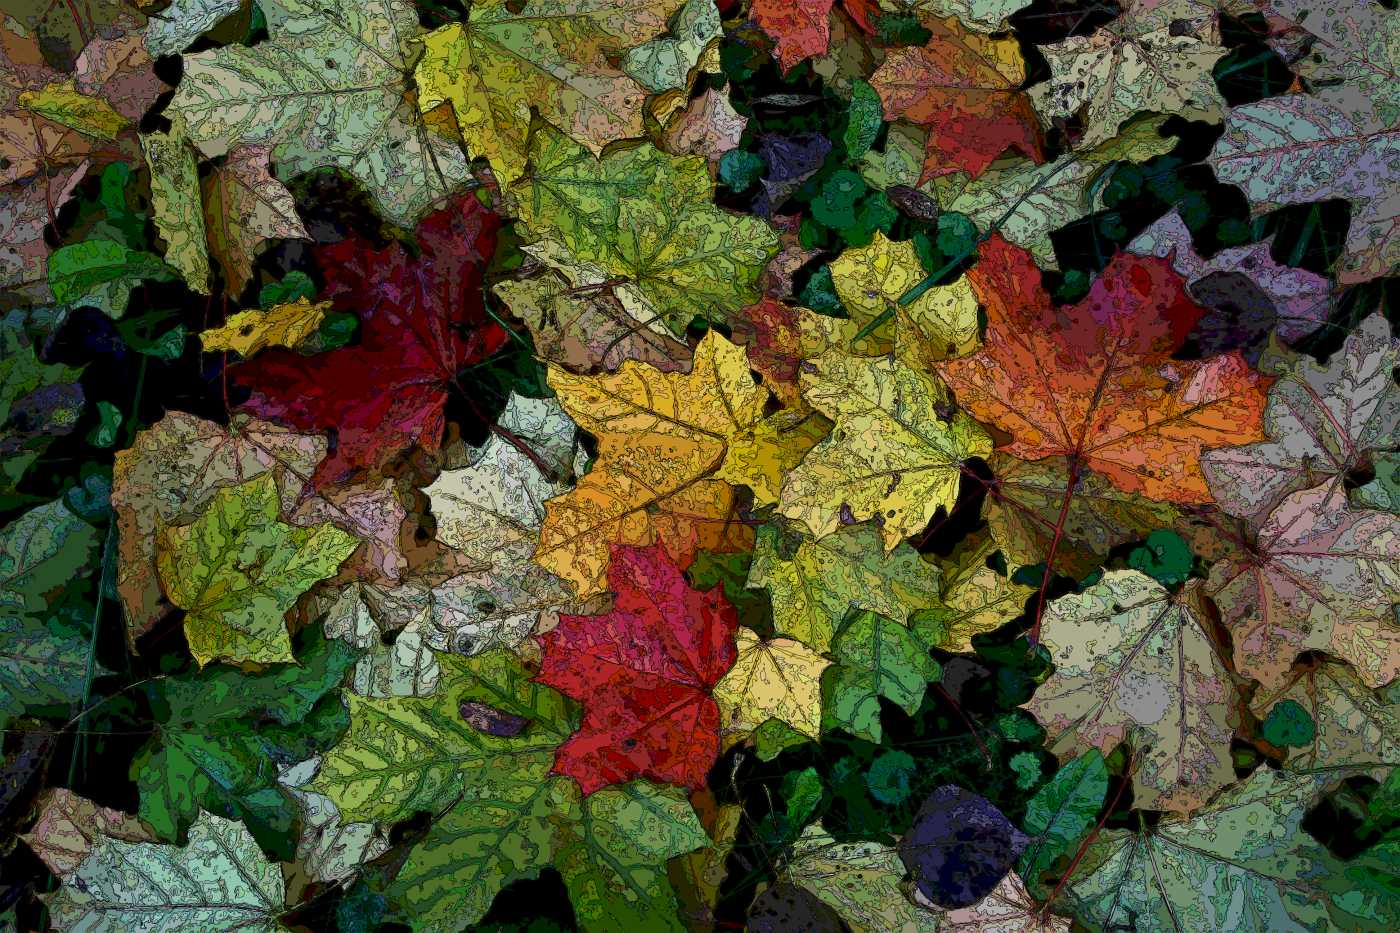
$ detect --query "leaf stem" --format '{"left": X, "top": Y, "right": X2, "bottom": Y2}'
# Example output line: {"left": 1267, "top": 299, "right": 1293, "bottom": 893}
{"left": 66, "top": 521, "right": 114, "bottom": 787}
{"left": 1028, "top": 455, "right": 1080, "bottom": 644}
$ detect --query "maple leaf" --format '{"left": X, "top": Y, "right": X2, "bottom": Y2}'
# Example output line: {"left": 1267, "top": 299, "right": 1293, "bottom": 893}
{"left": 1025, "top": 571, "right": 1239, "bottom": 814}
{"left": 414, "top": 0, "right": 684, "bottom": 185}
{"left": 713, "top": 627, "right": 830, "bottom": 741}
{"left": 917, "top": 530, "right": 1034, "bottom": 651}
{"left": 753, "top": 0, "right": 834, "bottom": 73}
{"left": 170, "top": 0, "right": 469, "bottom": 226}
{"left": 200, "top": 145, "right": 310, "bottom": 298}
{"left": 495, "top": 239, "right": 693, "bottom": 375}
{"left": 1251, "top": 660, "right": 1399, "bottom": 778}
{"left": 1206, "top": 481, "right": 1400, "bottom": 691}
{"left": 779, "top": 351, "right": 992, "bottom": 551}
{"left": 662, "top": 86, "right": 749, "bottom": 161}
{"left": 129, "top": 629, "right": 357, "bottom": 845}
{"left": 511, "top": 121, "right": 780, "bottom": 336}
{"left": 937, "top": 236, "right": 1269, "bottom": 504}
{"left": 535, "top": 544, "right": 738, "bottom": 793}
{"left": 44, "top": 811, "right": 286, "bottom": 932}
{"left": 1128, "top": 212, "right": 1332, "bottom": 355}
{"left": 157, "top": 474, "right": 359, "bottom": 666}
{"left": 899, "top": 0, "right": 1034, "bottom": 34}
{"left": 313, "top": 649, "right": 578, "bottom": 823}
{"left": 1030, "top": 0, "right": 1227, "bottom": 151}
{"left": 828, "top": 231, "right": 980, "bottom": 362}
{"left": 984, "top": 453, "right": 1180, "bottom": 579}
{"left": 1201, "top": 313, "right": 1397, "bottom": 526}
{"left": 781, "top": 824, "right": 940, "bottom": 933}
{"left": 535, "top": 329, "right": 766, "bottom": 597}
{"left": 113, "top": 412, "right": 328, "bottom": 640}
{"left": 944, "top": 114, "right": 1178, "bottom": 269}
{"left": 1065, "top": 768, "right": 1400, "bottom": 932}
{"left": 823, "top": 609, "right": 940, "bottom": 742}
{"left": 870, "top": 16, "right": 1044, "bottom": 180}
{"left": 234, "top": 192, "right": 505, "bottom": 485}
{"left": 747, "top": 520, "right": 943, "bottom": 653}
{"left": 1209, "top": 90, "right": 1400, "bottom": 284}
{"left": 140, "top": 114, "right": 210, "bottom": 295}
{"left": 930, "top": 871, "right": 1070, "bottom": 932}
{"left": 21, "top": 789, "right": 152, "bottom": 880}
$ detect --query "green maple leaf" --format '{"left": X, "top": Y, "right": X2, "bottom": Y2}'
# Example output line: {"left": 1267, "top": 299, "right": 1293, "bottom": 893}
{"left": 1017, "top": 749, "right": 1108, "bottom": 896}
{"left": 131, "top": 629, "right": 358, "bottom": 853}
{"left": 312, "top": 650, "right": 578, "bottom": 824}
{"left": 1066, "top": 768, "right": 1400, "bottom": 931}
{"left": 45, "top": 811, "right": 286, "bottom": 932}
{"left": 392, "top": 777, "right": 706, "bottom": 933}
{"left": 0, "top": 499, "right": 102, "bottom": 730}
{"left": 822, "top": 610, "right": 940, "bottom": 743}
{"left": 317, "top": 651, "right": 708, "bottom": 931}
{"left": 168, "top": 0, "right": 471, "bottom": 227}
{"left": 156, "top": 473, "right": 358, "bottom": 667}
{"left": 748, "top": 521, "right": 943, "bottom": 653}
{"left": 510, "top": 120, "right": 779, "bottom": 336}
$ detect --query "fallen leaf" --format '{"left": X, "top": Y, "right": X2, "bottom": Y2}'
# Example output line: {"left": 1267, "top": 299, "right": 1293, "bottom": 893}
{"left": 779, "top": 351, "right": 992, "bottom": 550}
{"left": 938, "top": 236, "right": 1269, "bottom": 503}
{"left": 1202, "top": 313, "right": 1397, "bottom": 527}
{"left": 157, "top": 473, "right": 359, "bottom": 666}
{"left": 1025, "top": 571, "right": 1238, "bottom": 814}
{"left": 200, "top": 144, "right": 309, "bottom": 298}
{"left": 713, "top": 627, "right": 830, "bottom": 741}
{"left": 536, "top": 544, "right": 738, "bottom": 793}
{"left": 415, "top": 0, "right": 684, "bottom": 184}
{"left": 199, "top": 298, "right": 327, "bottom": 357}
{"left": 536, "top": 329, "right": 766, "bottom": 596}
{"left": 234, "top": 192, "right": 505, "bottom": 484}
{"left": 1206, "top": 481, "right": 1400, "bottom": 691}
{"left": 871, "top": 16, "right": 1044, "bottom": 180}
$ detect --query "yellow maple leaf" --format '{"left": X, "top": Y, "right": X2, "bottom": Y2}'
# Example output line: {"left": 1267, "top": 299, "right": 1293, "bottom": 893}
{"left": 916, "top": 531, "right": 1035, "bottom": 652}
{"left": 199, "top": 299, "right": 328, "bottom": 358}
{"left": 829, "top": 231, "right": 980, "bottom": 364}
{"left": 415, "top": 0, "right": 684, "bottom": 184}
{"left": 713, "top": 628, "right": 830, "bottom": 742}
{"left": 779, "top": 352, "right": 991, "bottom": 551}
{"left": 537, "top": 330, "right": 769, "bottom": 596}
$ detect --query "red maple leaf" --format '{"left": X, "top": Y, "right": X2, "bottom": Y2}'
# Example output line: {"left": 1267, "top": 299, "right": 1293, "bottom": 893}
{"left": 233, "top": 193, "right": 507, "bottom": 485}
{"left": 535, "top": 544, "right": 738, "bottom": 794}
{"left": 869, "top": 17, "right": 1045, "bottom": 180}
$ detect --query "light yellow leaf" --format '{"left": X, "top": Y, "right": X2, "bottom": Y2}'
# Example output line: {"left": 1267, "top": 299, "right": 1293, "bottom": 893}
{"left": 829, "top": 231, "right": 979, "bottom": 361}
{"left": 713, "top": 628, "right": 830, "bottom": 741}
{"left": 415, "top": 0, "right": 684, "bottom": 184}
{"left": 18, "top": 81, "right": 129, "bottom": 140}
{"left": 716, "top": 409, "right": 830, "bottom": 508}
{"left": 199, "top": 298, "right": 328, "bottom": 357}
{"left": 779, "top": 352, "right": 991, "bottom": 550}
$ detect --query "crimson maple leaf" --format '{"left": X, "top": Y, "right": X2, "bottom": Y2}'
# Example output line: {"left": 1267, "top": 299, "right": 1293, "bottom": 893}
{"left": 535, "top": 544, "right": 738, "bottom": 794}
{"left": 233, "top": 193, "right": 507, "bottom": 485}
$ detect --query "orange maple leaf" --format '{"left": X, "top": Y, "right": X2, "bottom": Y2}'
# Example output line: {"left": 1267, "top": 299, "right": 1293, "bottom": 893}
{"left": 938, "top": 236, "right": 1270, "bottom": 505}
{"left": 870, "top": 16, "right": 1044, "bottom": 181}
